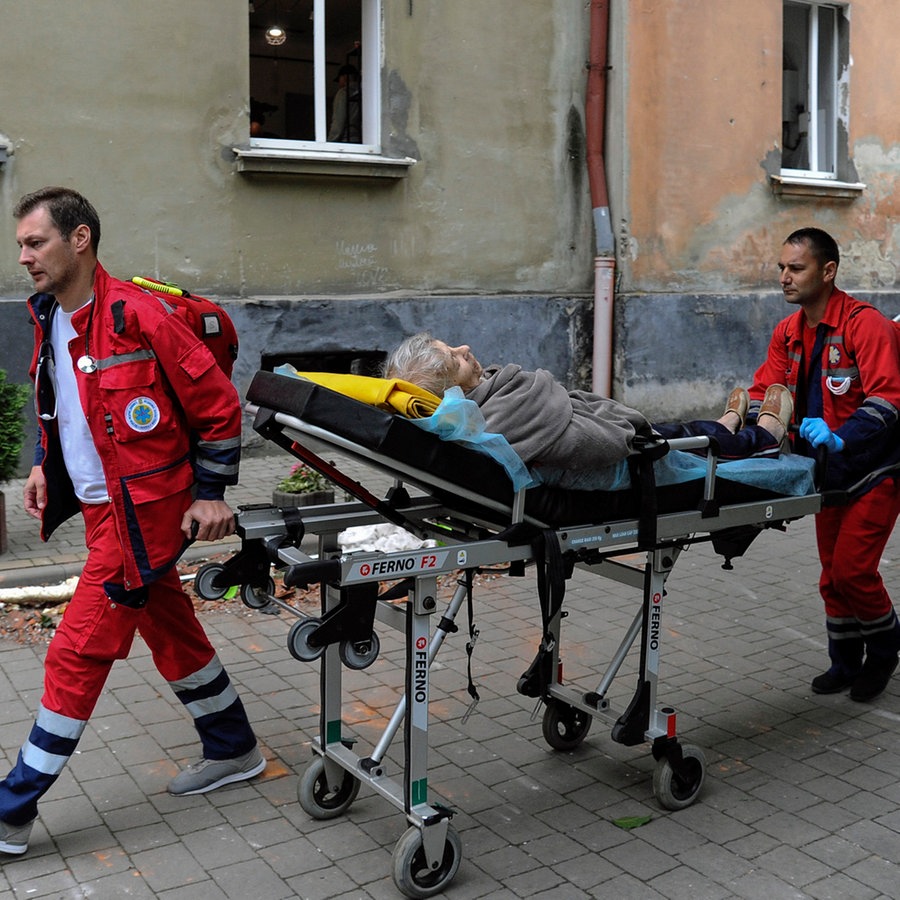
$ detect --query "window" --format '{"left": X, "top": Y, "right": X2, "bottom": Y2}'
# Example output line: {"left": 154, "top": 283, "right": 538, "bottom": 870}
{"left": 781, "top": 1, "right": 844, "bottom": 178}
{"left": 248, "top": 0, "right": 379, "bottom": 151}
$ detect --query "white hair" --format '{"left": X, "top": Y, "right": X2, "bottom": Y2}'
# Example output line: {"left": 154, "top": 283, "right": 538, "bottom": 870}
{"left": 384, "top": 332, "right": 455, "bottom": 395}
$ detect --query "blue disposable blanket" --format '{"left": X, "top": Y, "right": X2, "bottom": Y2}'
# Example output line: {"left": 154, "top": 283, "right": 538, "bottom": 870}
{"left": 410, "top": 388, "right": 538, "bottom": 491}
{"left": 534, "top": 450, "right": 817, "bottom": 496}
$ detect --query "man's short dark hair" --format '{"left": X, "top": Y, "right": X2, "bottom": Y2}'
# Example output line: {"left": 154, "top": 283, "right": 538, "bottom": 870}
{"left": 13, "top": 186, "right": 101, "bottom": 254}
{"left": 785, "top": 227, "right": 839, "bottom": 268}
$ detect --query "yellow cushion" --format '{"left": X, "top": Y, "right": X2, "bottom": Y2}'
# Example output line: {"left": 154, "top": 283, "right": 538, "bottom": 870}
{"left": 291, "top": 371, "right": 440, "bottom": 418}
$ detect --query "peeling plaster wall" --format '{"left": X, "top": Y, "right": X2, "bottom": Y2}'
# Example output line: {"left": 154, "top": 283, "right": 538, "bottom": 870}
{"left": 618, "top": 1, "right": 784, "bottom": 291}
{"left": 613, "top": 0, "right": 900, "bottom": 294}
{"left": 0, "top": 1, "right": 597, "bottom": 472}
{"left": 608, "top": 0, "right": 900, "bottom": 418}
{"left": 0, "top": 1, "right": 593, "bottom": 298}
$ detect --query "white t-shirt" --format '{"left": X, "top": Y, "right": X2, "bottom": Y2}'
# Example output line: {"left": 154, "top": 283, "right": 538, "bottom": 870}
{"left": 49, "top": 304, "right": 109, "bottom": 504}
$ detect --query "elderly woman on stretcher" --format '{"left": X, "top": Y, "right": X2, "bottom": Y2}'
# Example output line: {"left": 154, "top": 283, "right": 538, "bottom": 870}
{"left": 384, "top": 332, "right": 803, "bottom": 494}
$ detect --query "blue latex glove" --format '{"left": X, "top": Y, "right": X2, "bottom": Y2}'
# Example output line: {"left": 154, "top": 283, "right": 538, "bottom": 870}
{"left": 799, "top": 417, "right": 845, "bottom": 452}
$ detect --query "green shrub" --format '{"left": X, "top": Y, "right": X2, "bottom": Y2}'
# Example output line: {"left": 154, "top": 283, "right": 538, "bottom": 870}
{"left": 0, "top": 369, "right": 29, "bottom": 483}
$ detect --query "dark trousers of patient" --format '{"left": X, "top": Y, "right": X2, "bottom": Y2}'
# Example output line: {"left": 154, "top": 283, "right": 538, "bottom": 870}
{"left": 652, "top": 420, "right": 781, "bottom": 461}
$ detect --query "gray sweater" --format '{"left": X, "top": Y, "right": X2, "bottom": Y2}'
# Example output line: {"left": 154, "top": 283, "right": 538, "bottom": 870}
{"left": 465, "top": 364, "right": 652, "bottom": 471}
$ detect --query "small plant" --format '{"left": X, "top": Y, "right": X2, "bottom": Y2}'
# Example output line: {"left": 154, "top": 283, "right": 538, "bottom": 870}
{"left": 276, "top": 462, "right": 330, "bottom": 494}
{"left": 0, "top": 369, "right": 29, "bottom": 483}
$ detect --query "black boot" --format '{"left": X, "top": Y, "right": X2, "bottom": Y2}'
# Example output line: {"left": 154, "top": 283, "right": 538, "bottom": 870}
{"left": 811, "top": 636, "right": 863, "bottom": 694}
{"left": 851, "top": 613, "right": 900, "bottom": 702}
{"left": 850, "top": 654, "right": 899, "bottom": 702}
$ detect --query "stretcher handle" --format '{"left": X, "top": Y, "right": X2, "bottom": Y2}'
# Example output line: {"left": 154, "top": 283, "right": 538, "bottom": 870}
{"left": 283, "top": 558, "right": 341, "bottom": 589}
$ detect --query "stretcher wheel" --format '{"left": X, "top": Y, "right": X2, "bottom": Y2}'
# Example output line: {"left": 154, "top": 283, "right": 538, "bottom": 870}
{"left": 288, "top": 618, "right": 325, "bottom": 662}
{"left": 339, "top": 633, "right": 380, "bottom": 670}
{"left": 240, "top": 578, "right": 275, "bottom": 609}
{"left": 193, "top": 563, "right": 230, "bottom": 601}
{"left": 298, "top": 756, "right": 360, "bottom": 820}
{"left": 392, "top": 824, "right": 462, "bottom": 899}
{"left": 652, "top": 743, "right": 706, "bottom": 810}
{"left": 541, "top": 701, "right": 592, "bottom": 751}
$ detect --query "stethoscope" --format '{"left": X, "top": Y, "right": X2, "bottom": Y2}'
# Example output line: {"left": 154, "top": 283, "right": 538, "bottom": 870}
{"left": 75, "top": 294, "right": 98, "bottom": 373}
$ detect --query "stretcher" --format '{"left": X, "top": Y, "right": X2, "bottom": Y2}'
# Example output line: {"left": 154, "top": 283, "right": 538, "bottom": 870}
{"left": 196, "top": 370, "right": 823, "bottom": 898}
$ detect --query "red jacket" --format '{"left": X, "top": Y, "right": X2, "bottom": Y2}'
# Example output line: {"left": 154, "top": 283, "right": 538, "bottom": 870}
{"left": 750, "top": 288, "right": 900, "bottom": 491}
{"left": 28, "top": 264, "right": 241, "bottom": 594}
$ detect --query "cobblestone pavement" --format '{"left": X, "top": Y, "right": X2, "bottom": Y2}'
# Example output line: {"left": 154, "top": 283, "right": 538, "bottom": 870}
{"left": 1, "top": 452, "right": 899, "bottom": 898}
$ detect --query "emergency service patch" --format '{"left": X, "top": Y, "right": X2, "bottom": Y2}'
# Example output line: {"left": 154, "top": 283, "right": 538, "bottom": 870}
{"left": 828, "top": 345, "right": 841, "bottom": 367}
{"left": 125, "top": 396, "right": 161, "bottom": 432}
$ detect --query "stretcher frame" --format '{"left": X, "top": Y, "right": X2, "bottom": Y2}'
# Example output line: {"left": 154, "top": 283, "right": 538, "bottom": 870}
{"left": 199, "top": 372, "right": 823, "bottom": 898}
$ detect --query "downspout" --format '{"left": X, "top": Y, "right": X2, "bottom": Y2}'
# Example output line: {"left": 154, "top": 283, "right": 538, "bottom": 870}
{"left": 586, "top": 0, "right": 615, "bottom": 395}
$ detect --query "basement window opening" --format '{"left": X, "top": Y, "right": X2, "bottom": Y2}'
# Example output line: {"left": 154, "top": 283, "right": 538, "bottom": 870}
{"left": 261, "top": 350, "right": 386, "bottom": 377}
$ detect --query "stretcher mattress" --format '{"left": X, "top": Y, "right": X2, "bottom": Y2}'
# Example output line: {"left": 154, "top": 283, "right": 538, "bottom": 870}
{"left": 246, "top": 370, "right": 818, "bottom": 529}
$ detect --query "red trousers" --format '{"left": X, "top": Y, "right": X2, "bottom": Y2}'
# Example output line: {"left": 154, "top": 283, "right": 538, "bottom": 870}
{"left": 43, "top": 501, "right": 218, "bottom": 720}
{"left": 0, "top": 501, "right": 256, "bottom": 825}
{"left": 815, "top": 477, "right": 900, "bottom": 624}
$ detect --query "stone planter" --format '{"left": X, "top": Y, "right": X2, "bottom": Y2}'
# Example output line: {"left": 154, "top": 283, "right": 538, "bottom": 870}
{"left": 272, "top": 489, "right": 335, "bottom": 508}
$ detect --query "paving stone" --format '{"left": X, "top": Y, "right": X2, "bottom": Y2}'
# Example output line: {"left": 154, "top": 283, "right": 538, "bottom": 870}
{"left": 803, "top": 872, "right": 879, "bottom": 900}
{"left": 208, "top": 858, "right": 297, "bottom": 900}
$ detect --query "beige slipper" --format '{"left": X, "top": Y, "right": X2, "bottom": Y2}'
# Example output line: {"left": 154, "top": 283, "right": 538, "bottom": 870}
{"left": 758, "top": 384, "right": 793, "bottom": 446}
{"left": 722, "top": 387, "right": 750, "bottom": 430}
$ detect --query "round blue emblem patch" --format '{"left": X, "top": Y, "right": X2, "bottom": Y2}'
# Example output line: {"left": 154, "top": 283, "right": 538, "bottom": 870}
{"left": 125, "top": 396, "right": 160, "bottom": 433}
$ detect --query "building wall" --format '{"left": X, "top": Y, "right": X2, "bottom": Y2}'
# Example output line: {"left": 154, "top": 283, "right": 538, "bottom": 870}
{"left": 2, "top": 0, "right": 899, "bottom": 468}
{"left": 613, "top": 0, "right": 900, "bottom": 294}
{"left": 0, "top": 1, "right": 592, "bottom": 297}
{"left": 608, "top": 0, "right": 900, "bottom": 418}
{"left": 0, "top": 1, "right": 594, "bottom": 472}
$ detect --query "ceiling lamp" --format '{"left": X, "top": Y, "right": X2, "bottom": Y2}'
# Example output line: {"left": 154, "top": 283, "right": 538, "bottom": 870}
{"left": 265, "top": 25, "right": 287, "bottom": 45}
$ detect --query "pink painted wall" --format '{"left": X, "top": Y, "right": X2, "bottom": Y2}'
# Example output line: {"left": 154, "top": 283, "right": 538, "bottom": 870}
{"left": 617, "top": 0, "right": 900, "bottom": 294}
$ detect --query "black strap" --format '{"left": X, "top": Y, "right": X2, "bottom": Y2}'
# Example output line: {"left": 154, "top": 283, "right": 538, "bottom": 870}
{"left": 532, "top": 529, "right": 567, "bottom": 654}
{"left": 515, "top": 529, "right": 567, "bottom": 698}
{"left": 462, "top": 569, "right": 480, "bottom": 714}
{"left": 627, "top": 452, "right": 658, "bottom": 547}
{"left": 111, "top": 299, "right": 126, "bottom": 334}
{"left": 632, "top": 432, "right": 670, "bottom": 461}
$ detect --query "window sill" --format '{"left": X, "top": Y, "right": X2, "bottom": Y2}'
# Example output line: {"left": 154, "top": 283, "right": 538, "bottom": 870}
{"left": 771, "top": 174, "right": 865, "bottom": 199}
{"left": 233, "top": 146, "right": 416, "bottom": 180}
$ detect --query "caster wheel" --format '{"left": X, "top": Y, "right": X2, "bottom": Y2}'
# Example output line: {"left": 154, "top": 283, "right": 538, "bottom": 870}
{"left": 653, "top": 743, "right": 706, "bottom": 810}
{"left": 193, "top": 563, "right": 229, "bottom": 601}
{"left": 392, "top": 824, "right": 462, "bottom": 899}
{"left": 241, "top": 577, "right": 275, "bottom": 609}
{"left": 297, "top": 757, "right": 360, "bottom": 820}
{"left": 339, "top": 632, "right": 381, "bottom": 670}
{"left": 541, "top": 701, "right": 591, "bottom": 751}
{"left": 288, "top": 618, "right": 325, "bottom": 662}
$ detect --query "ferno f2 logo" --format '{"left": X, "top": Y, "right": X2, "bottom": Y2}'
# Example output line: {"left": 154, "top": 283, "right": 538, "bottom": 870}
{"left": 349, "top": 550, "right": 450, "bottom": 582}
{"left": 414, "top": 636, "right": 428, "bottom": 703}
{"left": 649, "top": 592, "right": 662, "bottom": 650}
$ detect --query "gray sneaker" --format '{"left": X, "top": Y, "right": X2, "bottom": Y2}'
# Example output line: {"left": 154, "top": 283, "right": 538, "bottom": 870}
{"left": 168, "top": 746, "right": 266, "bottom": 796}
{"left": 0, "top": 818, "right": 34, "bottom": 855}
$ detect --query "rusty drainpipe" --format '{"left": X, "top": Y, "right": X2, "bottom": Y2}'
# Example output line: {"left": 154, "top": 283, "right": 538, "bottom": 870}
{"left": 586, "top": 0, "right": 615, "bottom": 395}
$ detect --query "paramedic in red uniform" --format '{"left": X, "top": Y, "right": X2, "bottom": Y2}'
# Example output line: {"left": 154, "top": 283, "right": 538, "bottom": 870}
{"left": 749, "top": 227, "right": 900, "bottom": 702}
{"left": 0, "top": 187, "right": 265, "bottom": 857}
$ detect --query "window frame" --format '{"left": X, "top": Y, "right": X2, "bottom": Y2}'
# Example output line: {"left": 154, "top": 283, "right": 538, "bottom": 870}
{"left": 776, "top": 0, "right": 863, "bottom": 197}
{"left": 238, "top": 0, "right": 414, "bottom": 178}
